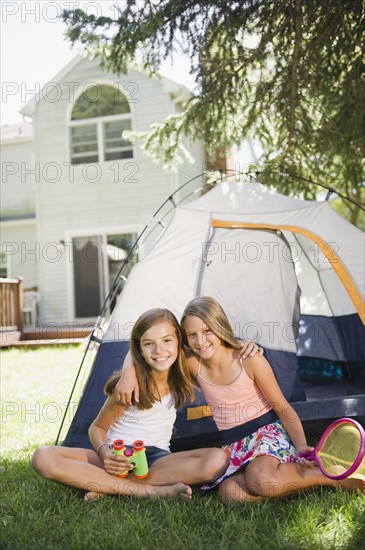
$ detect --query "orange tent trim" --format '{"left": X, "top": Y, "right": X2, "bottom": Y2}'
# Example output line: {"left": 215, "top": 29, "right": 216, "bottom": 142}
{"left": 211, "top": 220, "right": 365, "bottom": 324}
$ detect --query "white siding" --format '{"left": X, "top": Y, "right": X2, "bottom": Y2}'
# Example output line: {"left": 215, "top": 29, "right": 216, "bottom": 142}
{"left": 0, "top": 222, "right": 38, "bottom": 288}
{"left": 0, "top": 140, "right": 35, "bottom": 218}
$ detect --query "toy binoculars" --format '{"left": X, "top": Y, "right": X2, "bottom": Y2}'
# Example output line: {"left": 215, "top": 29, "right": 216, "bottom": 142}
{"left": 113, "top": 439, "right": 149, "bottom": 479}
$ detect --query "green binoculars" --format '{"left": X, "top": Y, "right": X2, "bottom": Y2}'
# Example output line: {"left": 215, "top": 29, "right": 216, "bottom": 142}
{"left": 113, "top": 439, "right": 149, "bottom": 479}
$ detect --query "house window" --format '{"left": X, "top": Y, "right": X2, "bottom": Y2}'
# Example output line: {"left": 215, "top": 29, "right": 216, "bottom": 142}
{"left": 70, "top": 84, "right": 133, "bottom": 164}
{"left": 104, "top": 120, "right": 134, "bottom": 161}
{"left": 71, "top": 124, "right": 98, "bottom": 164}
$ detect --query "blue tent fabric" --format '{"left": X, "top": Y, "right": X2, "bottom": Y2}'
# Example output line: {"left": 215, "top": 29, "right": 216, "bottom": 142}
{"left": 263, "top": 349, "right": 305, "bottom": 402}
{"left": 297, "top": 313, "right": 365, "bottom": 362}
{"left": 335, "top": 314, "right": 365, "bottom": 361}
{"left": 63, "top": 341, "right": 129, "bottom": 448}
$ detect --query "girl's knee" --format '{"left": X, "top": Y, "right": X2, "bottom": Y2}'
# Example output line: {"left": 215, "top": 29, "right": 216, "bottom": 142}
{"left": 245, "top": 462, "right": 280, "bottom": 497}
{"left": 213, "top": 448, "right": 229, "bottom": 470}
{"left": 218, "top": 478, "right": 242, "bottom": 504}
{"left": 202, "top": 448, "right": 229, "bottom": 481}
{"left": 31, "top": 445, "right": 56, "bottom": 478}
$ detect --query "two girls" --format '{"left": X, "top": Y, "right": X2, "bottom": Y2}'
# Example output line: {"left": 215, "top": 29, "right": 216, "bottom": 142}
{"left": 117, "top": 297, "right": 365, "bottom": 502}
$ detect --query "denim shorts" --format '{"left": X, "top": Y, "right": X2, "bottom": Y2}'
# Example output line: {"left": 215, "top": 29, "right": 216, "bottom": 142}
{"left": 144, "top": 446, "right": 171, "bottom": 466}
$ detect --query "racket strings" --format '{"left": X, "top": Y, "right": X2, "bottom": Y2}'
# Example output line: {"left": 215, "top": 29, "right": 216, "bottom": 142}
{"left": 317, "top": 424, "right": 365, "bottom": 479}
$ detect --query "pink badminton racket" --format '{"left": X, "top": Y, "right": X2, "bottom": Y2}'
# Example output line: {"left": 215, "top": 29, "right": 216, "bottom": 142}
{"left": 298, "top": 417, "right": 365, "bottom": 480}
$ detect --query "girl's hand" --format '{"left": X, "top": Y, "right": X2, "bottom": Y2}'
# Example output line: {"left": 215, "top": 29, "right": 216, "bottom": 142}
{"left": 115, "top": 374, "right": 139, "bottom": 405}
{"left": 103, "top": 449, "right": 133, "bottom": 476}
{"left": 239, "top": 340, "right": 263, "bottom": 359}
{"left": 115, "top": 357, "right": 139, "bottom": 405}
{"left": 295, "top": 444, "right": 315, "bottom": 467}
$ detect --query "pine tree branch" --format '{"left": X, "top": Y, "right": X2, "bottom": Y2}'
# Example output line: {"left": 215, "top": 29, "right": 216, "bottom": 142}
{"left": 287, "top": 0, "right": 302, "bottom": 150}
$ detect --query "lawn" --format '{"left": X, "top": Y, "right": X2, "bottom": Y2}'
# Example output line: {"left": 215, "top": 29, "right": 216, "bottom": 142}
{"left": 1, "top": 346, "right": 364, "bottom": 550}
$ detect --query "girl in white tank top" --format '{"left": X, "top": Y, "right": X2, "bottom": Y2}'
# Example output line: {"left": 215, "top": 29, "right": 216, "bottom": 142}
{"left": 31, "top": 308, "right": 230, "bottom": 501}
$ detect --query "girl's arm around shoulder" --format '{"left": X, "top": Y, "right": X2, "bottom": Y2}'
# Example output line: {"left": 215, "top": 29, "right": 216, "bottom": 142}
{"left": 115, "top": 351, "right": 139, "bottom": 404}
{"left": 237, "top": 340, "right": 264, "bottom": 359}
{"left": 243, "top": 354, "right": 311, "bottom": 453}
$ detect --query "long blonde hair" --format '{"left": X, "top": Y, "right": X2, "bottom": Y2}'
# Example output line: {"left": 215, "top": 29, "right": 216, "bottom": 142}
{"left": 105, "top": 308, "right": 195, "bottom": 409}
{"left": 181, "top": 296, "right": 240, "bottom": 350}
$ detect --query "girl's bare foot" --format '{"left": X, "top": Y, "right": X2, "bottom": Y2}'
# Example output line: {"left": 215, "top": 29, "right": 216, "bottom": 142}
{"left": 337, "top": 477, "right": 365, "bottom": 493}
{"left": 84, "top": 491, "right": 105, "bottom": 502}
{"left": 84, "top": 483, "right": 192, "bottom": 500}
{"left": 152, "top": 483, "right": 193, "bottom": 500}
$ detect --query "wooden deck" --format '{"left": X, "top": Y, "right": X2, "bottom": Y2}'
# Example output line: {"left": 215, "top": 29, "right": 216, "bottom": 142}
{"left": 5, "top": 338, "right": 85, "bottom": 348}
{"left": 1, "top": 278, "right": 93, "bottom": 347}
{"left": 1, "top": 326, "right": 91, "bottom": 348}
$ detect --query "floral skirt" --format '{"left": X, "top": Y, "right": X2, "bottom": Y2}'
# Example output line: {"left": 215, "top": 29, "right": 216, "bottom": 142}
{"left": 202, "top": 420, "right": 296, "bottom": 490}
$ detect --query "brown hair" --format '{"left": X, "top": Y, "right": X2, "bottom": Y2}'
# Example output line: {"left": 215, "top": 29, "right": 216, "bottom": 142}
{"left": 181, "top": 296, "right": 240, "bottom": 350}
{"left": 105, "top": 308, "right": 195, "bottom": 409}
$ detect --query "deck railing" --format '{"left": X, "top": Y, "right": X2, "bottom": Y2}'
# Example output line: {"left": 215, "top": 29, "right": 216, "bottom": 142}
{"left": 0, "top": 277, "right": 24, "bottom": 334}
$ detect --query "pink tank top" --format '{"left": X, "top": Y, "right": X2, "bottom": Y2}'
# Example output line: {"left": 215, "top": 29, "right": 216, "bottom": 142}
{"left": 196, "top": 364, "right": 272, "bottom": 431}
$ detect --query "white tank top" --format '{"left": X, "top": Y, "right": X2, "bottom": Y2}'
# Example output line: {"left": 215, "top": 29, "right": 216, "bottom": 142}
{"left": 107, "top": 393, "right": 176, "bottom": 451}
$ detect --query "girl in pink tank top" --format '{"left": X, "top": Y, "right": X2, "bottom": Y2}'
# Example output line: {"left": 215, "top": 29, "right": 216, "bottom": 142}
{"left": 181, "top": 297, "right": 365, "bottom": 501}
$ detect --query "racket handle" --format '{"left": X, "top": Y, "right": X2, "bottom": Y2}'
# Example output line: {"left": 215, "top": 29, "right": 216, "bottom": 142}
{"left": 297, "top": 450, "right": 316, "bottom": 461}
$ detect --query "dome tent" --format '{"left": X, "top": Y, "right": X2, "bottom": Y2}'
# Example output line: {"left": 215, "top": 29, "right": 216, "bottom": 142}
{"left": 59, "top": 175, "right": 365, "bottom": 450}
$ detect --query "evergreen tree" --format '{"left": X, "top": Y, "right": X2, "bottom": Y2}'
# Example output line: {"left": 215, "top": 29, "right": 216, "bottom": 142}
{"left": 62, "top": 0, "right": 364, "bottom": 225}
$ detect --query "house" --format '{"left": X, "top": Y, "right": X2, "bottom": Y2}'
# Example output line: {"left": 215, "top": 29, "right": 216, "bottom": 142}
{"left": 0, "top": 54, "right": 205, "bottom": 330}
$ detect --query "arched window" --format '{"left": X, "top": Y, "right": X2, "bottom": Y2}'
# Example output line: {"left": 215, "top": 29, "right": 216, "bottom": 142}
{"left": 69, "top": 84, "right": 133, "bottom": 164}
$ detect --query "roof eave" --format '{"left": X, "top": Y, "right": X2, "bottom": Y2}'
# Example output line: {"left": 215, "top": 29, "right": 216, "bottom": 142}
{"left": 20, "top": 51, "right": 85, "bottom": 117}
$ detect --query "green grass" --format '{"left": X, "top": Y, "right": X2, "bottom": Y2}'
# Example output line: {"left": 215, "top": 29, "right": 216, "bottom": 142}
{"left": 1, "top": 346, "right": 365, "bottom": 550}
